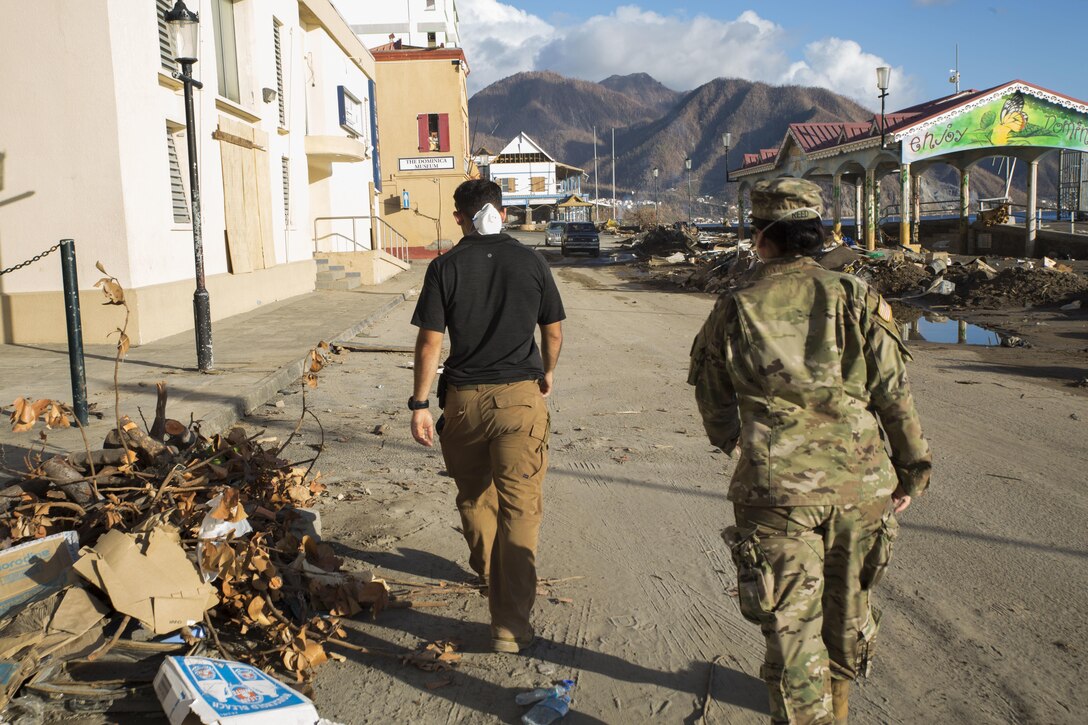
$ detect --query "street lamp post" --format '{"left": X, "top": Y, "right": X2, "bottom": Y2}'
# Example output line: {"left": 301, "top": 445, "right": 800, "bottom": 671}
{"left": 722, "top": 132, "right": 732, "bottom": 225}
{"left": 876, "top": 66, "right": 891, "bottom": 149}
{"left": 652, "top": 167, "right": 659, "bottom": 225}
{"left": 166, "top": 0, "right": 213, "bottom": 371}
{"left": 684, "top": 157, "right": 693, "bottom": 222}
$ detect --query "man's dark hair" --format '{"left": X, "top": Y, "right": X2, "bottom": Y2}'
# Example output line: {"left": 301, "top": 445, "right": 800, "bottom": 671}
{"left": 751, "top": 218, "right": 826, "bottom": 256}
{"left": 453, "top": 179, "right": 503, "bottom": 216}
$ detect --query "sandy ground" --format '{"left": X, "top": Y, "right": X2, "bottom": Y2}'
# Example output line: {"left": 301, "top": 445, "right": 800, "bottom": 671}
{"left": 241, "top": 233, "right": 1088, "bottom": 724}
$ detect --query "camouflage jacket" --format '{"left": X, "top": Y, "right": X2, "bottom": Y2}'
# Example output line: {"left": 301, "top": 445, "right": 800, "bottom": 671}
{"left": 689, "top": 256, "right": 931, "bottom": 505}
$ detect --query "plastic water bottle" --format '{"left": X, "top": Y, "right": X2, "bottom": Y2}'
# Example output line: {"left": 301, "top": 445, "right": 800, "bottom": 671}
{"left": 516, "top": 680, "right": 575, "bottom": 706}
{"left": 521, "top": 681, "right": 574, "bottom": 725}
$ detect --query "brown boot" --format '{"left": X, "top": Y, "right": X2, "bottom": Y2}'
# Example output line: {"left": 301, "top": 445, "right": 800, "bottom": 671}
{"left": 831, "top": 679, "right": 851, "bottom": 724}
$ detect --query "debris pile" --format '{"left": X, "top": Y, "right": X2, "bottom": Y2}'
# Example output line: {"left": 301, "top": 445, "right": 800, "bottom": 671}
{"left": 943, "top": 263, "right": 1088, "bottom": 307}
{"left": 0, "top": 264, "right": 393, "bottom": 719}
{"left": 637, "top": 241, "right": 1088, "bottom": 310}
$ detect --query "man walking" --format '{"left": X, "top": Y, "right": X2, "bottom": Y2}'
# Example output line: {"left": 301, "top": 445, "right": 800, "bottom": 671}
{"left": 409, "top": 179, "right": 565, "bottom": 654}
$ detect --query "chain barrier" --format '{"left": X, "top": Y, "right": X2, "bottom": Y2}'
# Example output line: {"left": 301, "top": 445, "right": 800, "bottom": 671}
{"left": 0, "top": 243, "right": 61, "bottom": 276}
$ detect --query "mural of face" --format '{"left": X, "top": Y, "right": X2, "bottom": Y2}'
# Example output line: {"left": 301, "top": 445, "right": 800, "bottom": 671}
{"left": 992, "top": 93, "right": 1029, "bottom": 145}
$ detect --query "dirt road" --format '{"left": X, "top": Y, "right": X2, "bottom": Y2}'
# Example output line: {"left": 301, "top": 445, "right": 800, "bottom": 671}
{"left": 244, "top": 236, "right": 1088, "bottom": 724}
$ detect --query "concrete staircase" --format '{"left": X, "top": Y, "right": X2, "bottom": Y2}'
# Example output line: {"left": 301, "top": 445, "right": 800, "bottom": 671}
{"left": 314, "top": 256, "right": 362, "bottom": 291}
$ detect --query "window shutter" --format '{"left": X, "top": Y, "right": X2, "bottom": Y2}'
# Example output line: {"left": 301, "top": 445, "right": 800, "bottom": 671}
{"left": 281, "top": 156, "right": 290, "bottom": 226}
{"left": 417, "top": 115, "right": 429, "bottom": 152}
{"left": 273, "top": 22, "right": 285, "bottom": 127}
{"left": 167, "top": 129, "right": 190, "bottom": 224}
{"left": 157, "top": 0, "right": 176, "bottom": 72}
{"left": 437, "top": 114, "right": 451, "bottom": 152}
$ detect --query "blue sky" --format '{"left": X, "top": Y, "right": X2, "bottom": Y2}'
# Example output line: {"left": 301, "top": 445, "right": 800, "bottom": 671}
{"left": 458, "top": 0, "right": 1087, "bottom": 107}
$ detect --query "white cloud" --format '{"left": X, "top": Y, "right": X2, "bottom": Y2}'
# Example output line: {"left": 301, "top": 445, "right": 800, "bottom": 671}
{"left": 782, "top": 38, "right": 920, "bottom": 109}
{"left": 458, "top": 0, "right": 556, "bottom": 90}
{"left": 457, "top": 1, "right": 918, "bottom": 109}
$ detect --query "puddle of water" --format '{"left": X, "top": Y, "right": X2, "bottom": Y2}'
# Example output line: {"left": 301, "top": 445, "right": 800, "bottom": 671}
{"left": 906, "top": 317, "right": 1002, "bottom": 346}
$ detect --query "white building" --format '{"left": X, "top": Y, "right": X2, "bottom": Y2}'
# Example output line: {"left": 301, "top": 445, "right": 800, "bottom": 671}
{"left": 340, "top": 0, "right": 460, "bottom": 50}
{"left": 487, "top": 134, "right": 588, "bottom": 222}
{"left": 0, "top": 0, "right": 396, "bottom": 347}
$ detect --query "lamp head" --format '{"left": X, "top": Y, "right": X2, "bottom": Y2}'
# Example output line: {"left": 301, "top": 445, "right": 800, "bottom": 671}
{"left": 684, "top": 157, "right": 692, "bottom": 171}
{"left": 165, "top": 0, "right": 200, "bottom": 63}
{"left": 722, "top": 132, "right": 732, "bottom": 148}
{"left": 652, "top": 167, "right": 659, "bottom": 178}
{"left": 876, "top": 66, "right": 891, "bottom": 92}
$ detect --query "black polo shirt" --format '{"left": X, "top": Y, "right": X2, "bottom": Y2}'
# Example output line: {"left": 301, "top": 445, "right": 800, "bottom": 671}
{"left": 411, "top": 232, "right": 565, "bottom": 386}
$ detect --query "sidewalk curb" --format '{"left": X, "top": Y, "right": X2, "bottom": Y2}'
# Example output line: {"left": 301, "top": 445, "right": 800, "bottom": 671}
{"left": 199, "top": 291, "right": 411, "bottom": 434}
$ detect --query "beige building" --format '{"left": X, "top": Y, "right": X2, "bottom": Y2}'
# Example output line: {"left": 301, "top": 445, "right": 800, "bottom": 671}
{"left": 0, "top": 0, "right": 400, "bottom": 347}
{"left": 368, "top": 40, "right": 475, "bottom": 255}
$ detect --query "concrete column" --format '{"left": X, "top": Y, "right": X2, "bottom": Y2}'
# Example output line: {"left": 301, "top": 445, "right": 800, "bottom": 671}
{"left": 957, "top": 320, "right": 967, "bottom": 345}
{"left": 737, "top": 189, "right": 747, "bottom": 242}
{"left": 899, "top": 163, "right": 911, "bottom": 249}
{"left": 854, "top": 180, "right": 863, "bottom": 243}
{"left": 911, "top": 170, "right": 921, "bottom": 247}
{"left": 959, "top": 168, "right": 970, "bottom": 251}
{"left": 1025, "top": 160, "right": 1039, "bottom": 257}
{"left": 832, "top": 173, "right": 843, "bottom": 231}
{"left": 865, "top": 168, "right": 877, "bottom": 250}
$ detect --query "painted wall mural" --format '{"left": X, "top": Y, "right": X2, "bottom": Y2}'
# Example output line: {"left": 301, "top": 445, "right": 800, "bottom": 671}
{"left": 901, "top": 90, "right": 1088, "bottom": 162}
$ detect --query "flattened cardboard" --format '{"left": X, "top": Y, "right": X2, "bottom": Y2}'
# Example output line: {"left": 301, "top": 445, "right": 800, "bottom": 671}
{"left": 154, "top": 656, "right": 320, "bottom": 724}
{"left": 73, "top": 528, "right": 216, "bottom": 635}
{"left": 0, "top": 531, "right": 79, "bottom": 619}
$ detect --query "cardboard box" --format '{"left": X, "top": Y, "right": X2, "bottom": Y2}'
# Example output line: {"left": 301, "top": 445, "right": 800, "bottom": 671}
{"left": 154, "top": 656, "right": 320, "bottom": 724}
{"left": 73, "top": 527, "right": 217, "bottom": 634}
{"left": 0, "top": 531, "right": 79, "bottom": 620}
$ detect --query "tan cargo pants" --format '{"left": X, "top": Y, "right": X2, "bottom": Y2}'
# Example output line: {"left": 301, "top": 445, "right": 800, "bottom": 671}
{"left": 439, "top": 380, "right": 550, "bottom": 641}
{"left": 725, "top": 501, "right": 898, "bottom": 725}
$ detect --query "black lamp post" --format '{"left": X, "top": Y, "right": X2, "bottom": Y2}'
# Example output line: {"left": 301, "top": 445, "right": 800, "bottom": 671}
{"left": 166, "top": 0, "right": 213, "bottom": 371}
{"left": 652, "top": 167, "right": 659, "bottom": 224}
{"left": 722, "top": 132, "right": 732, "bottom": 182}
{"left": 877, "top": 66, "right": 891, "bottom": 149}
{"left": 684, "top": 157, "right": 693, "bottom": 222}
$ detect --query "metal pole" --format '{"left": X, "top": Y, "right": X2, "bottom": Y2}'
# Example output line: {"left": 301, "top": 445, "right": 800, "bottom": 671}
{"left": 687, "top": 168, "right": 692, "bottom": 222}
{"left": 611, "top": 127, "right": 616, "bottom": 222}
{"left": 181, "top": 59, "right": 213, "bottom": 371}
{"left": 59, "top": 239, "right": 88, "bottom": 426}
{"left": 593, "top": 126, "right": 599, "bottom": 224}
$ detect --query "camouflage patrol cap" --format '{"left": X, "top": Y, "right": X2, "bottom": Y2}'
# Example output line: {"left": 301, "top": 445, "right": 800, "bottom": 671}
{"left": 750, "top": 178, "right": 824, "bottom": 222}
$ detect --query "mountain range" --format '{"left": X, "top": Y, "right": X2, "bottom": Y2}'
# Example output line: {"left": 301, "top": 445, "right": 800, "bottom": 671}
{"left": 468, "top": 71, "right": 1053, "bottom": 205}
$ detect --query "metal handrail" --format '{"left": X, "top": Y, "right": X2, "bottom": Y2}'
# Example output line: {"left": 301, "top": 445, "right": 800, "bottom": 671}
{"left": 312, "top": 215, "right": 411, "bottom": 264}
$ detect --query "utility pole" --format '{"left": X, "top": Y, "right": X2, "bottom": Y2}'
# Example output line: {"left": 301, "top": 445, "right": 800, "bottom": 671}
{"left": 593, "top": 125, "right": 599, "bottom": 224}
{"left": 611, "top": 127, "right": 617, "bottom": 222}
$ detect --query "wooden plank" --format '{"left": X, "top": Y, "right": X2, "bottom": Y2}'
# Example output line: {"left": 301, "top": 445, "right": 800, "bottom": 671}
{"left": 218, "top": 117, "right": 254, "bottom": 274}
{"left": 238, "top": 142, "right": 262, "bottom": 272}
{"left": 252, "top": 127, "right": 275, "bottom": 270}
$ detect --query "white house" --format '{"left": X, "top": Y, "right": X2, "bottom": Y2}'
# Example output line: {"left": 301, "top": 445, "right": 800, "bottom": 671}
{"left": 487, "top": 134, "right": 588, "bottom": 222}
{"left": 341, "top": 0, "right": 461, "bottom": 50}
{"left": 0, "top": 0, "right": 394, "bottom": 347}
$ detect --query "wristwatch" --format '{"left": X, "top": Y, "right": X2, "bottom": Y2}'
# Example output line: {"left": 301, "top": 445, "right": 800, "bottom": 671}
{"left": 407, "top": 396, "right": 430, "bottom": 411}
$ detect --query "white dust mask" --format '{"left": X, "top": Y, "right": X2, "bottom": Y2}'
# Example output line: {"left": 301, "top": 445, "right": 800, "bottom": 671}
{"left": 472, "top": 203, "right": 503, "bottom": 235}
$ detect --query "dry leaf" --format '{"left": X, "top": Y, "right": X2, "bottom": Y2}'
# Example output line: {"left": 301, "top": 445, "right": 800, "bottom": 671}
{"left": 95, "top": 260, "right": 108, "bottom": 274}
{"left": 425, "top": 677, "right": 452, "bottom": 690}
{"left": 116, "top": 330, "right": 130, "bottom": 359}
{"left": 10, "top": 397, "right": 36, "bottom": 432}
{"left": 94, "top": 277, "right": 125, "bottom": 304}
{"left": 44, "top": 402, "right": 70, "bottom": 429}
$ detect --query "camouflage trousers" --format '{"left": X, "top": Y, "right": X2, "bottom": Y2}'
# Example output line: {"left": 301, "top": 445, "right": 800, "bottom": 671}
{"left": 725, "top": 501, "right": 898, "bottom": 725}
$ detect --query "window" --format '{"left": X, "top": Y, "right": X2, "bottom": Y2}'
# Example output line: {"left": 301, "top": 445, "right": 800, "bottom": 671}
{"left": 425, "top": 0, "right": 436, "bottom": 9}
{"left": 530, "top": 176, "right": 545, "bottom": 193}
{"left": 273, "top": 20, "right": 285, "bottom": 127}
{"left": 166, "top": 126, "right": 190, "bottom": 224}
{"left": 210, "top": 0, "right": 240, "bottom": 103}
{"left": 156, "top": 0, "right": 176, "bottom": 72}
{"left": 426, "top": 32, "right": 437, "bottom": 48}
{"left": 496, "top": 177, "right": 515, "bottom": 193}
{"left": 417, "top": 113, "right": 450, "bottom": 152}
{"left": 281, "top": 156, "right": 290, "bottom": 226}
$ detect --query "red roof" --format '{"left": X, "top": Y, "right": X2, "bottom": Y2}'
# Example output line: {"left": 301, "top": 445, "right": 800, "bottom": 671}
{"left": 370, "top": 39, "right": 470, "bottom": 73}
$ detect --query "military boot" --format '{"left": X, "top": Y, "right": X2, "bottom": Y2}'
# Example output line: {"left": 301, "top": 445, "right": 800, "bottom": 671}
{"left": 831, "top": 679, "right": 851, "bottom": 724}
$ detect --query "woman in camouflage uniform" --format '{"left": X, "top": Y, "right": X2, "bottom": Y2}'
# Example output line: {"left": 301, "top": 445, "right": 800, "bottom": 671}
{"left": 689, "top": 178, "right": 931, "bottom": 724}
